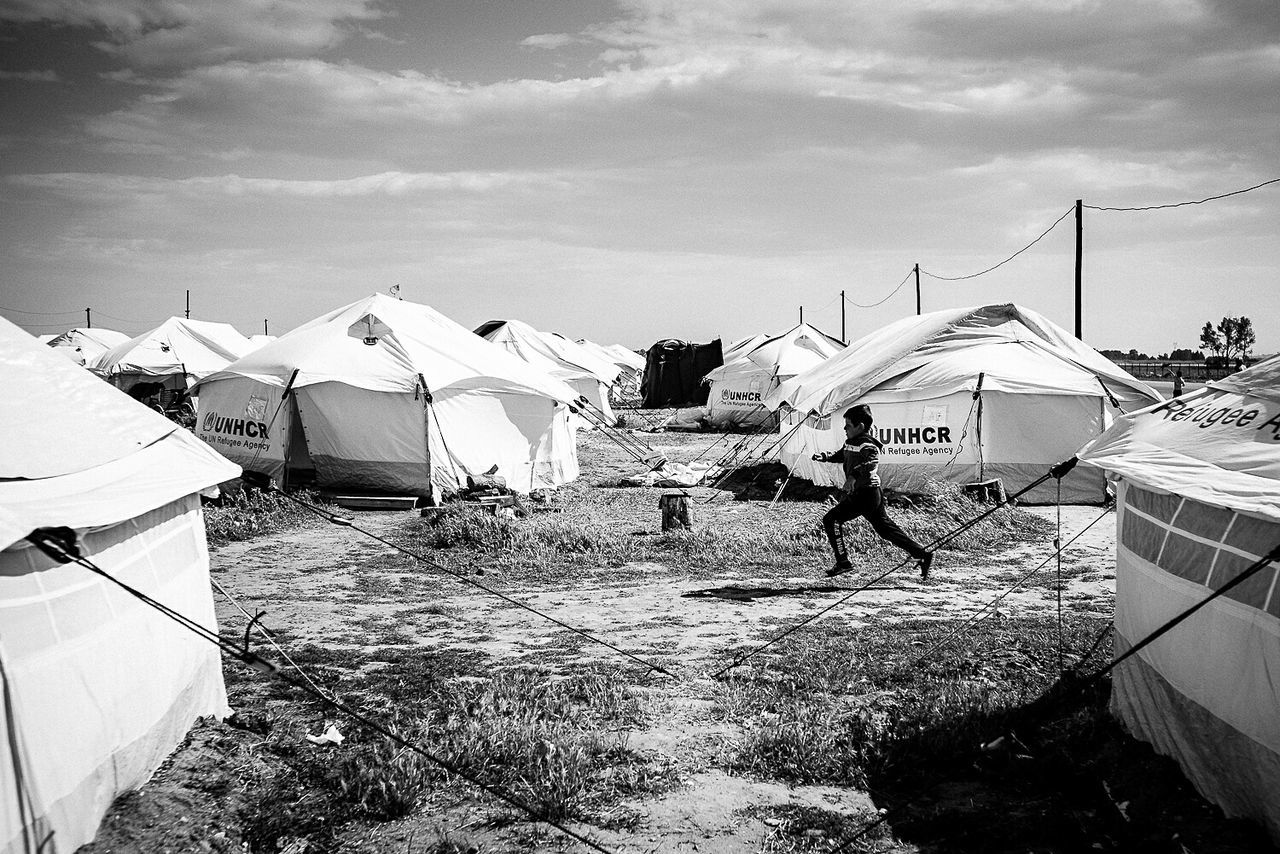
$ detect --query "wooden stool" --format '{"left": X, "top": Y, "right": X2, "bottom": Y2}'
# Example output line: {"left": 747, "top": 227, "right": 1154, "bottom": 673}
{"left": 659, "top": 491, "right": 693, "bottom": 531}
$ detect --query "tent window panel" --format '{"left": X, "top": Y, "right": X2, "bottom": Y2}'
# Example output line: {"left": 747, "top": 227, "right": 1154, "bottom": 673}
{"left": 1172, "top": 498, "right": 1234, "bottom": 542}
{"left": 1119, "top": 509, "right": 1166, "bottom": 564}
{"left": 1126, "top": 485, "right": 1181, "bottom": 524}
{"left": 1223, "top": 513, "right": 1280, "bottom": 557}
{"left": 1211, "top": 551, "right": 1276, "bottom": 611}
{"left": 1158, "top": 532, "right": 1216, "bottom": 586}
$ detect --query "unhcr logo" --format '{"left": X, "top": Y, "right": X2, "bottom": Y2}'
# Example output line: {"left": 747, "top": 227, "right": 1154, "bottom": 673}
{"left": 202, "top": 411, "right": 270, "bottom": 439}
{"left": 720, "top": 389, "right": 762, "bottom": 403}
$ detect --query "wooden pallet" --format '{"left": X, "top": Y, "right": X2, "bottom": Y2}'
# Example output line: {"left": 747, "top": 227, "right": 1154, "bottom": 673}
{"left": 327, "top": 494, "right": 419, "bottom": 511}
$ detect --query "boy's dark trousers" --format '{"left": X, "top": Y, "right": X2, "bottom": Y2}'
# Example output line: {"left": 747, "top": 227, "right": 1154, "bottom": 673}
{"left": 822, "top": 486, "right": 928, "bottom": 563}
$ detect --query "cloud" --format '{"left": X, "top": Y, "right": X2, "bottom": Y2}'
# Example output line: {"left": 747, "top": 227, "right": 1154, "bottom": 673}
{"left": 521, "top": 33, "right": 579, "bottom": 50}
{"left": 6, "top": 169, "right": 567, "bottom": 199}
{"left": 0, "top": 0, "right": 381, "bottom": 67}
{"left": 0, "top": 69, "right": 60, "bottom": 82}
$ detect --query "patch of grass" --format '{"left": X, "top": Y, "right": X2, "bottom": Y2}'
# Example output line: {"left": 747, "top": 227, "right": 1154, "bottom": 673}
{"left": 754, "top": 804, "right": 887, "bottom": 853}
{"left": 204, "top": 483, "right": 324, "bottom": 547}
{"left": 718, "top": 615, "right": 1113, "bottom": 787}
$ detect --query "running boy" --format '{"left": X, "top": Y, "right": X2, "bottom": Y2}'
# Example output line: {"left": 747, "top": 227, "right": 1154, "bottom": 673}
{"left": 812, "top": 404, "right": 934, "bottom": 578}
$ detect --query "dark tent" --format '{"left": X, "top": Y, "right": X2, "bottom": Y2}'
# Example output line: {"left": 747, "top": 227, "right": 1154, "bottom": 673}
{"left": 640, "top": 338, "right": 723, "bottom": 407}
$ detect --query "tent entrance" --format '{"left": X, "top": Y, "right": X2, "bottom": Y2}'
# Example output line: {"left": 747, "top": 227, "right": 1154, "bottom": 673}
{"left": 282, "top": 394, "right": 315, "bottom": 490}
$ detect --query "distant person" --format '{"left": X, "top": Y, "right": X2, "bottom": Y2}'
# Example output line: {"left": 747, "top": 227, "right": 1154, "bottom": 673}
{"left": 812, "top": 405, "right": 934, "bottom": 579}
{"left": 1173, "top": 369, "right": 1184, "bottom": 397}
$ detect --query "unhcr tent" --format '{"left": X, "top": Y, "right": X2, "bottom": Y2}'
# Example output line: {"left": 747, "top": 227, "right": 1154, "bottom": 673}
{"left": 1077, "top": 355, "right": 1280, "bottom": 842}
{"left": 765, "top": 304, "right": 1160, "bottom": 503}
{"left": 0, "top": 317, "right": 237, "bottom": 854}
{"left": 194, "top": 295, "right": 581, "bottom": 500}
{"left": 46, "top": 327, "right": 130, "bottom": 367}
{"left": 475, "top": 320, "right": 621, "bottom": 424}
{"left": 91, "top": 317, "right": 255, "bottom": 398}
{"left": 641, "top": 338, "right": 724, "bottom": 408}
{"left": 705, "top": 324, "right": 844, "bottom": 429}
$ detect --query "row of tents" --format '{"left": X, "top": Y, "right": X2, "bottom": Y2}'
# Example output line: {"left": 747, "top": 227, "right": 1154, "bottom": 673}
{"left": 4, "top": 301, "right": 1280, "bottom": 847}
{"left": 34, "top": 303, "right": 1169, "bottom": 506}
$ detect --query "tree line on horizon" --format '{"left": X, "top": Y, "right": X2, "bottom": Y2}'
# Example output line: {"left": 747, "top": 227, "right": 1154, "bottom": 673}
{"left": 1099, "top": 315, "right": 1259, "bottom": 365}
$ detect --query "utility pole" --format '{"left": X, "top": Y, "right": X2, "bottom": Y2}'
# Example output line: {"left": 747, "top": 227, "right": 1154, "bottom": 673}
{"left": 799, "top": 306, "right": 804, "bottom": 325}
{"left": 264, "top": 319, "right": 269, "bottom": 335}
{"left": 185, "top": 289, "right": 191, "bottom": 319}
{"left": 840, "top": 289, "right": 846, "bottom": 343}
{"left": 914, "top": 264, "right": 921, "bottom": 315}
{"left": 85, "top": 307, "right": 91, "bottom": 328}
{"left": 1074, "top": 199, "right": 1083, "bottom": 340}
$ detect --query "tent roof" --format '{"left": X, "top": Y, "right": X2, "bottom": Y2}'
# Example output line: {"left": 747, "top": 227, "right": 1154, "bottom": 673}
{"left": 47, "top": 327, "right": 131, "bottom": 365}
{"left": 577, "top": 338, "right": 645, "bottom": 372}
{"left": 705, "top": 326, "right": 842, "bottom": 384}
{"left": 1208, "top": 353, "right": 1280, "bottom": 405}
{"left": 0, "top": 316, "right": 238, "bottom": 550}
{"left": 744, "top": 323, "right": 844, "bottom": 377}
{"left": 766, "top": 303, "right": 1160, "bottom": 415}
{"left": 198, "top": 294, "right": 580, "bottom": 403}
{"left": 1078, "top": 360, "right": 1280, "bottom": 522}
{"left": 476, "top": 319, "right": 620, "bottom": 384}
{"left": 92, "top": 317, "right": 254, "bottom": 380}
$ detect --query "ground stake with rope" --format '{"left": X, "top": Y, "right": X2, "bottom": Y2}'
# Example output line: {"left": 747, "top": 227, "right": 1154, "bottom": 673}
{"left": 24, "top": 527, "right": 620, "bottom": 854}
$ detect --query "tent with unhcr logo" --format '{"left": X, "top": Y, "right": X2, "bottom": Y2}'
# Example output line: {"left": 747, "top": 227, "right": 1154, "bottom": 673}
{"left": 192, "top": 294, "right": 582, "bottom": 501}
{"left": 764, "top": 303, "right": 1161, "bottom": 503}
{"left": 1077, "top": 355, "right": 1280, "bottom": 843}
{"left": 703, "top": 323, "right": 845, "bottom": 429}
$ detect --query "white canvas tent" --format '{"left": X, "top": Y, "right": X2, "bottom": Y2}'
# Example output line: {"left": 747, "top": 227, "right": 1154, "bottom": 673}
{"left": 45, "top": 327, "right": 130, "bottom": 367}
{"left": 0, "top": 316, "right": 237, "bottom": 854}
{"left": 577, "top": 339, "right": 645, "bottom": 399}
{"left": 1077, "top": 355, "right": 1280, "bottom": 842}
{"left": 194, "top": 295, "right": 582, "bottom": 500}
{"left": 91, "top": 316, "right": 255, "bottom": 396}
{"left": 765, "top": 304, "right": 1161, "bottom": 503}
{"left": 475, "top": 320, "right": 621, "bottom": 425}
{"left": 705, "top": 324, "right": 844, "bottom": 429}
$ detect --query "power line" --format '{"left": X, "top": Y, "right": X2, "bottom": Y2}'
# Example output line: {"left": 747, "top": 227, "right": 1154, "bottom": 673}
{"left": 843, "top": 269, "right": 914, "bottom": 308}
{"left": 1084, "top": 177, "right": 1280, "bottom": 212}
{"left": 0, "top": 306, "right": 83, "bottom": 317}
{"left": 920, "top": 207, "right": 1074, "bottom": 282}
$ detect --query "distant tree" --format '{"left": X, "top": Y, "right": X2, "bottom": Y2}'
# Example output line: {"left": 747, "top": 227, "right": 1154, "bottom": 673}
{"left": 1223, "top": 316, "right": 1256, "bottom": 362}
{"left": 1168, "top": 348, "right": 1202, "bottom": 361}
{"left": 1099, "top": 349, "right": 1124, "bottom": 360}
{"left": 1200, "top": 321, "right": 1224, "bottom": 357}
{"left": 1200, "top": 316, "right": 1255, "bottom": 362}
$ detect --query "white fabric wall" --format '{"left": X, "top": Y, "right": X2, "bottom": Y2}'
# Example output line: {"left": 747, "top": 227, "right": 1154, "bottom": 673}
{"left": 567, "top": 377, "right": 615, "bottom": 428}
{"left": 1111, "top": 480, "right": 1280, "bottom": 842}
{"left": 706, "top": 368, "right": 776, "bottom": 428}
{"left": 194, "top": 377, "right": 290, "bottom": 484}
{"left": 779, "top": 391, "right": 983, "bottom": 491}
{"left": 1, "top": 495, "right": 228, "bottom": 854}
{"left": 779, "top": 390, "right": 1106, "bottom": 503}
{"left": 295, "top": 384, "right": 430, "bottom": 496}
{"left": 196, "top": 379, "right": 579, "bottom": 498}
{"left": 432, "top": 387, "right": 579, "bottom": 494}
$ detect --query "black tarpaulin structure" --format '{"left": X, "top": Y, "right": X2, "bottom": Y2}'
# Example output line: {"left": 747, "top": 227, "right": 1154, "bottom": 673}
{"left": 640, "top": 338, "right": 723, "bottom": 407}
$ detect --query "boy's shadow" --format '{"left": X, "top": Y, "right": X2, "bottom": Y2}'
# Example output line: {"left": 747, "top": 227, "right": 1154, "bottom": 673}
{"left": 682, "top": 583, "right": 901, "bottom": 602}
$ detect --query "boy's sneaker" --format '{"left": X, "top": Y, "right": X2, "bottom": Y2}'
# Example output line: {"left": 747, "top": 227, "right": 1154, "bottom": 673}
{"left": 826, "top": 558, "right": 854, "bottom": 577}
{"left": 918, "top": 552, "right": 934, "bottom": 580}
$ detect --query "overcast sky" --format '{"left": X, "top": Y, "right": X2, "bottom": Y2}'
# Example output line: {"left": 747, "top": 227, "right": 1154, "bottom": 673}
{"left": 1, "top": 0, "right": 1277, "bottom": 355}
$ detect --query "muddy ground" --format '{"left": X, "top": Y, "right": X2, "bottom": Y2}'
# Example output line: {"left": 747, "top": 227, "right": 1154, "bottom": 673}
{"left": 82, "top": 426, "right": 1276, "bottom": 854}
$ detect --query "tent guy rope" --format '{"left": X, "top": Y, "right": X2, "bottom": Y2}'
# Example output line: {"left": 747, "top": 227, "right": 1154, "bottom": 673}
{"left": 23, "top": 526, "right": 621, "bottom": 854}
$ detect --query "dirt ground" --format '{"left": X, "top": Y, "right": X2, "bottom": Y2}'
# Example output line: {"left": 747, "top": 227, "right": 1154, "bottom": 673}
{"left": 81, "top": 426, "right": 1277, "bottom": 854}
